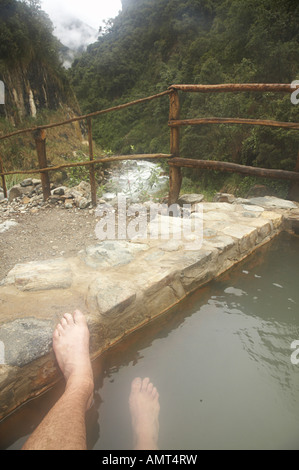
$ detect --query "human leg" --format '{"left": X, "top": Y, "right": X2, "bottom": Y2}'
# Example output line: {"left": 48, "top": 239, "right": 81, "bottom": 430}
{"left": 129, "top": 377, "right": 160, "bottom": 450}
{"left": 22, "top": 310, "right": 94, "bottom": 450}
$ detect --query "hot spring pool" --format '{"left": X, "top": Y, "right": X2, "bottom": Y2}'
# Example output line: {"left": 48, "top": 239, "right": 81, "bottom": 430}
{"left": 1, "top": 232, "right": 299, "bottom": 450}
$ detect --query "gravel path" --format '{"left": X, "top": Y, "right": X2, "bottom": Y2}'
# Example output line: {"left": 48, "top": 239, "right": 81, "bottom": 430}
{"left": 0, "top": 206, "right": 100, "bottom": 281}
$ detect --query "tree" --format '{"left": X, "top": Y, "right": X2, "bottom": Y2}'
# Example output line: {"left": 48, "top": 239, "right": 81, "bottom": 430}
{"left": 70, "top": 0, "right": 299, "bottom": 194}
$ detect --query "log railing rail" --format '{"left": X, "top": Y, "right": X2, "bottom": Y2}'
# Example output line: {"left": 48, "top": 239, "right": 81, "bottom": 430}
{"left": 0, "top": 83, "right": 298, "bottom": 205}
{"left": 167, "top": 83, "right": 299, "bottom": 204}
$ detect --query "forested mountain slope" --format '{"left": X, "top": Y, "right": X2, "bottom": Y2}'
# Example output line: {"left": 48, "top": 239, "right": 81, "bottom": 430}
{"left": 70, "top": 0, "right": 299, "bottom": 194}
{"left": 0, "top": 0, "right": 84, "bottom": 177}
{"left": 0, "top": 0, "right": 79, "bottom": 123}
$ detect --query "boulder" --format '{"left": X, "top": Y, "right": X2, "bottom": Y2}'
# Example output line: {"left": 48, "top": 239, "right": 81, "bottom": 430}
{"left": 52, "top": 187, "right": 66, "bottom": 196}
{"left": 0, "top": 318, "right": 53, "bottom": 367}
{"left": 87, "top": 277, "right": 137, "bottom": 318}
{"left": 178, "top": 194, "right": 204, "bottom": 206}
{"left": 20, "top": 178, "right": 33, "bottom": 187}
{"left": 8, "top": 184, "right": 34, "bottom": 202}
{"left": 78, "top": 197, "right": 90, "bottom": 209}
{"left": 246, "top": 196, "right": 297, "bottom": 210}
{"left": 2, "top": 259, "right": 73, "bottom": 291}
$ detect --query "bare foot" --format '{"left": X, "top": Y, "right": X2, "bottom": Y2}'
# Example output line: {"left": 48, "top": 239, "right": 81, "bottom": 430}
{"left": 129, "top": 377, "right": 160, "bottom": 450}
{"left": 53, "top": 309, "right": 94, "bottom": 410}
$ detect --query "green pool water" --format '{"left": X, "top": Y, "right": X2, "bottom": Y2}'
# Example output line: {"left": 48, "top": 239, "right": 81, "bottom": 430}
{"left": 1, "top": 232, "right": 299, "bottom": 450}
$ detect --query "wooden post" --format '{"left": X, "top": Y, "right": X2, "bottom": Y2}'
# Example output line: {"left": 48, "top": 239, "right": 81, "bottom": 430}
{"left": 0, "top": 155, "right": 7, "bottom": 199}
{"left": 34, "top": 129, "right": 51, "bottom": 201}
{"left": 168, "top": 90, "right": 182, "bottom": 205}
{"left": 87, "top": 117, "right": 97, "bottom": 207}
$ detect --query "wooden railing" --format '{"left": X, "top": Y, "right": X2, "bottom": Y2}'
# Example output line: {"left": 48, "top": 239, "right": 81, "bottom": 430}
{"left": 167, "top": 83, "right": 299, "bottom": 204}
{"left": 0, "top": 83, "right": 298, "bottom": 206}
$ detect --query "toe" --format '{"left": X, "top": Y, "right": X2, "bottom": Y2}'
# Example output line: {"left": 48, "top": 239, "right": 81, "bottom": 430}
{"left": 141, "top": 377, "right": 150, "bottom": 392}
{"left": 64, "top": 313, "right": 74, "bottom": 325}
{"left": 60, "top": 318, "right": 68, "bottom": 328}
{"left": 57, "top": 323, "right": 65, "bottom": 335}
{"left": 131, "top": 377, "right": 142, "bottom": 393}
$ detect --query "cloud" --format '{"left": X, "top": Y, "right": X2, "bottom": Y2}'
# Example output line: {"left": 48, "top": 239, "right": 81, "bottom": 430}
{"left": 54, "top": 18, "right": 98, "bottom": 51}
{"left": 39, "top": 0, "right": 122, "bottom": 65}
{"left": 41, "top": 0, "right": 122, "bottom": 30}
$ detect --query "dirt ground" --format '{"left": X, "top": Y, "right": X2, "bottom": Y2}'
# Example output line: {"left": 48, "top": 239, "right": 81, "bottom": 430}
{"left": 0, "top": 206, "right": 101, "bottom": 281}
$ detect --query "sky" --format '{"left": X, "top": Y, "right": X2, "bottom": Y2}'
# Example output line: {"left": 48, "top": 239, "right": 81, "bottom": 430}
{"left": 41, "top": 0, "right": 122, "bottom": 30}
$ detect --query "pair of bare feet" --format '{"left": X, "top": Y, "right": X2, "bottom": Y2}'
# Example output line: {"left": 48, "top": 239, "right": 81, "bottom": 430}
{"left": 53, "top": 309, "right": 160, "bottom": 450}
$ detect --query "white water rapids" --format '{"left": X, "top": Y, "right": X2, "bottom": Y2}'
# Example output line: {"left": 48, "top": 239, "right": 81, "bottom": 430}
{"left": 102, "top": 160, "right": 169, "bottom": 203}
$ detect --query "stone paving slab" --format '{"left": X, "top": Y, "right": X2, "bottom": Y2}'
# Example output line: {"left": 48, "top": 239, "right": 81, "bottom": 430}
{"left": 0, "top": 196, "right": 298, "bottom": 419}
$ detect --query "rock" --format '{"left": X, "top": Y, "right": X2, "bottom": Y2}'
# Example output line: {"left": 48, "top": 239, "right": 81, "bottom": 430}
{"left": 241, "top": 204, "right": 264, "bottom": 213}
{"left": 148, "top": 214, "right": 185, "bottom": 238}
{"left": 30, "top": 208, "right": 39, "bottom": 214}
{"left": 148, "top": 214, "right": 202, "bottom": 241}
{"left": 78, "top": 197, "right": 90, "bottom": 209}
{"left": 213, "top": 193, "right": 235, "bottom": 203}
{"left": 64, "top": 201, "right": 73, "bottom": 209}
{"left": 0, "top": 318, "right": 53, "bottom": 367}
{"left": 246, "top": 196, "right": 297, "bottom": 210}
{"left": 8, "top": 184, "right": 34, "bottom": 202}
{"left": 178, "top": 194, "right": 204, "bottom": 206}
{"left": 160, "top": 240, "right": 183, "bottom": 252}
{"left": 53, "top": 187, "right": 66, "bottom": 196}
{"left": 2, "top": 259, "right": 73, "bottom": 291}
{"left": 66, "top": 181, "right": 91, "bottom": 203}
{"left": 0, "top": 220, "right": 18, "bottom": 233}
{"left": 80, "top": 241, "right": 147, "bottom": 269}
{"left": 30, "top": 194, "right": 43, "bottom": 203}
{"left": 64, "top": 188, "right": 81, "bottom": 200}
{"left": 242, "top": 211, "right": 260, "bottom": 218}
{"left": 20, "top": 178, "right": 33, "bottom": 187}
{"left": 32, "top": 179, "right": 41, "bottom": 186}
{"left": 203, "top": 202, "right": 236, "bottom": 212}
{"left": 22, "top": 196, "right": 31, "bottom": 204}
{"left": 87, "top": 277, "right": 137, "bottom": 318}
{"left": 77, "top": 181, "right": 91, "bottom": 195}
{"left": 48, "top": 195, "right": 61, "bottom": 204}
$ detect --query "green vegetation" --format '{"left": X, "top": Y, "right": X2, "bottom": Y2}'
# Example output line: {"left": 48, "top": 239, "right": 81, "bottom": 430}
{"left": 0, "top": 0, "right": 61, "bottom": 69}
{"left": 0, "top": 1, "right": 87, "bottom": 186}
{"left": 1, "top": 0, "right": 298, "bottom": 197}
{"left": 70, "top": 0, "right": 299, "bottom": 195}
{"left": 0, "top": 0, "right": 78, "bottom": 125}
{"left": 0, "top": 109, "right": 104, "bottom": 187}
